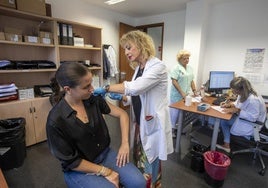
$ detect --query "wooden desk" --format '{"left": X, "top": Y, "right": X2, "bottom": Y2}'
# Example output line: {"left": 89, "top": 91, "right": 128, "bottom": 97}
{"left": 169, "top": 97, "right": 232, "bottom": 152}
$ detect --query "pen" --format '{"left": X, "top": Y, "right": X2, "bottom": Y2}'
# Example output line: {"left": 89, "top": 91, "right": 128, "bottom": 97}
{"left": 224, "top": 99, "right": 230, "bottom": 104}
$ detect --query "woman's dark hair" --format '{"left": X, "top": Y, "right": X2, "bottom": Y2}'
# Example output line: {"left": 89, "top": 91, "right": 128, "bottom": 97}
{"left": 230, "top": 76, "right": 257, "bottom": 102}
{"left": 49, "top": 62, "right": 90, "bottom": 105}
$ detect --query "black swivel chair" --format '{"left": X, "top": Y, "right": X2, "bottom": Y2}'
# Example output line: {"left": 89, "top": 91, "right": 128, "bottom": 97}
{"left": 231, "top": 115, "right": 268, "bottom": 176}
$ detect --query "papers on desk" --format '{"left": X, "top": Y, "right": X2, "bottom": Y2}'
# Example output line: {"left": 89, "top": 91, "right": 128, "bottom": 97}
{"left": 211, "top": 106, "right": 227, "bottom": 113}
{"left": 192, "top": 96, "right": 202, "bottom": 102}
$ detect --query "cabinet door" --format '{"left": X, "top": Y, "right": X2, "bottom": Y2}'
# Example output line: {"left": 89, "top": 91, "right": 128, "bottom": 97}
{"left": 32, "top": 98, "right": 52, "bottom": 143}
{"left": 0, "top": 100, "right": 36, "bottom": 146}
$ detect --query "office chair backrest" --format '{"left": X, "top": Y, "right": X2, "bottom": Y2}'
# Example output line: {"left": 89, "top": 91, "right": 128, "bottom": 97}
{"left": 259, "top": 116, "right": 268, "bottom": 143}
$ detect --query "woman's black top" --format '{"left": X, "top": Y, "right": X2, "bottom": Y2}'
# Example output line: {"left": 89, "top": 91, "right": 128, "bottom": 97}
{"left": 46, "top": 95, "right": 111, "bottom": 171}
{"left": 131, "top": 67, "right": 144, "bottom": 125}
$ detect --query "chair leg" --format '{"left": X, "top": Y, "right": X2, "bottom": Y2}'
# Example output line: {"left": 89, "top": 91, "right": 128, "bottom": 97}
{"left": 257, "top": 152, "right": 266, "bottom": 176}
{"left": 232, "top": 147, "right": 267, "bottom": 176}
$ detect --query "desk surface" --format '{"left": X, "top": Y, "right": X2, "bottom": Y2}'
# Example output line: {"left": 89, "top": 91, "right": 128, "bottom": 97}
{"left": 170, "top": 96, "right": 232, "bottom": 152}
{"left": 169, "top": 96, "right": 232, "bottom": 120}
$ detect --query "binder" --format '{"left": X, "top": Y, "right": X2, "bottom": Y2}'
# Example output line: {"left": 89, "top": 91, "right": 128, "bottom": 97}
{"left": 57, "top": 23, "right": 61, "bottom": 45}
{"left": 62, "top": 23, "right": 68, "bottom": 45}
{"left": 67, "top": 24, "right": 74, "bottom": 45}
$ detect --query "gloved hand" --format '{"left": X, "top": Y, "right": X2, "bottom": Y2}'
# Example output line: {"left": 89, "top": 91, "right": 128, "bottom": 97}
{"left": 93, "top": 87, "right": 107, "bottom": 97}
{"left": 108, "top": 92, "right": 123, "bottom": 101}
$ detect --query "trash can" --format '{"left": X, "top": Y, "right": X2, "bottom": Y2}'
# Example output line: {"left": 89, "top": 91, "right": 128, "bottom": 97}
{"left": 203, "top": 151, "right": 231, "bottom": 188}
{"left": 190, "top": 144, "right": 208, "bottom": 173}
{"left": 0, "top": 117, "right": 26, "bottom": 170}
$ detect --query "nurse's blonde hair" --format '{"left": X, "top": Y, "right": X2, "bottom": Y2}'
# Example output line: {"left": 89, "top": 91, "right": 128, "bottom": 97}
{"left": 120, "top": 30, "right": 156, "bottom": 70}
{"left": 177, "top": 50, "right": 191, "bottom": 62}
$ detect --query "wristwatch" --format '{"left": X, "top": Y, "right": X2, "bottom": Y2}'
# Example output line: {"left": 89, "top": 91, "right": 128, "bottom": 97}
{"left": 104, "top": 85, "right": 110, "bottom": 92}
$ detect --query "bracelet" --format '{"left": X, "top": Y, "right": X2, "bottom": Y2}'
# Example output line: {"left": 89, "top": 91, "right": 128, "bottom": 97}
{"left": 96, "top": 165, "right": 105, "bottom": 176}
{"left": 103, "top": 168, "right": 112, "bottom": 177}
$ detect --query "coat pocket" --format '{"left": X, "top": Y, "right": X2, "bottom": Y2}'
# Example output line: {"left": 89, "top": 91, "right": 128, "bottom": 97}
{"left": 144, "top": 114, "right": 160, "bottom": 136}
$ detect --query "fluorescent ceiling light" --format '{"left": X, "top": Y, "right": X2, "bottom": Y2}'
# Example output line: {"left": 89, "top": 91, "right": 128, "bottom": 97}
{"left": 105, "top": 0, "right": 125, "bottom": 5}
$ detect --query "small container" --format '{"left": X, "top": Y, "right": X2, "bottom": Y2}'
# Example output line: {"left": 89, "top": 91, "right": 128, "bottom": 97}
{"left": 200, "top": 85, "right": 205, "bottom": 98}
{"left": 185, "top": 95, "right": 192, "bottom": 106}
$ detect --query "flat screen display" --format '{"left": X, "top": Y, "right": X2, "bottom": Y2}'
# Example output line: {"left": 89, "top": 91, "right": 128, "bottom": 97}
{"left": 209, "top": 71, "right": 234, "bottom": 93}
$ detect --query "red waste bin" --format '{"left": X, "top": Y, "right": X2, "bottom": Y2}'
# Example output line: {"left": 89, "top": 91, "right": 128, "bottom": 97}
{"left": 203, "top": 151, "right": 231, "bottom": 187}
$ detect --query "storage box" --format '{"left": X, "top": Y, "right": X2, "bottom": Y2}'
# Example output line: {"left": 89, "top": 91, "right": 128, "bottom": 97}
{"left": 18, "top": 87, "right": 34, "bottom": 100}
{"left": 5, "top": 33, "right": 22, "bottom": 42}
{"left": 16, "top": 0, "right": 46, "bottom": 16}
{"left": 4, "top": 27, "right": 22, "bottom": 35}
{"left": 73, "top": 37, "right": 84, "bottom": 47}
{"left": 23, "top": 35, "right": 40, "bottom": 43}
{"left": 40, "top": 37, "right": 53, "bottom": 44}
{"left": 39, "top": 31, "right": 53, "bottom": 39}
{"left": 0, "top": 32, "right": 5, "bottom": 40}
{"left": 0, "top": 0, "right": 16, "bottom": 9}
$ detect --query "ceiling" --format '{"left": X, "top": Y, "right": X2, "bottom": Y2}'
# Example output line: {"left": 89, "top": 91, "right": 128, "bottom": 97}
{"left": 82, "top": 0, "right": 193, "bottom": 17}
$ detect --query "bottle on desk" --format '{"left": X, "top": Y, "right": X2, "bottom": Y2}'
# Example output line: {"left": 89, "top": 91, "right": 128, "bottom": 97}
{"left": 185, "top": 95, "right": 192, "bottom": 106}
{"left": 200, "top": 85, "right": 205, "bottom": 98}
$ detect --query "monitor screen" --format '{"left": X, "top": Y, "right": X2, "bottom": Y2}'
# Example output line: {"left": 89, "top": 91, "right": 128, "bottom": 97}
{"left": 209, "top": 71, "right": 234, "bottom": 93}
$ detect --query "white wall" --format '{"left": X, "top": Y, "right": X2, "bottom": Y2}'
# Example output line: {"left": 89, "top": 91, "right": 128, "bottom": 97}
{"left": 135, "top": 11, "right": 186, "bottom": 73}
{"left": 202, "top": 0, "right": 268, "bottom": 95}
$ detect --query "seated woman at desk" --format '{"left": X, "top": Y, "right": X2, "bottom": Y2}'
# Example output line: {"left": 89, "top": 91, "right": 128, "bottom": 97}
{"left": 216, "top": 76, "right": 267, "bottom": 153}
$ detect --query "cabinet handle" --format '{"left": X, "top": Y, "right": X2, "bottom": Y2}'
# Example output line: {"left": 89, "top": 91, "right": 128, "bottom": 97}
{"left": 29, "top": 107, "right": 36, "bottom": 113}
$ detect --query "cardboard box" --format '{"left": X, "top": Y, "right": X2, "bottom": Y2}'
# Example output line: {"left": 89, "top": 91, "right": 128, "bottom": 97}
{"left": 4, "top": 27, "right": 22, "bottom": 35}
{"left": 0, "top": 0, "right": 16, "bottom": 9}
{"left": 39, "top": 31, "right": 53, "bottom": 39}
{"left": 18, "top": 87, "right": 34, "bottom": 100}
{"left": 23, "top": 35, "right": 40, "bottom": 43}
{"left": 0, "top": 32, "right": 5, "bottom": 40}
{"left": 73, "top": 37, "right": 84, "bottom": 47}
{"left": 5, "top": 33, "right": 22, "bottom": 42}
{"left": 41, "top": 37, "right": 53, "bottom": 44}
{"left": 17, "top": 0, "right": 46, "bottom": 16}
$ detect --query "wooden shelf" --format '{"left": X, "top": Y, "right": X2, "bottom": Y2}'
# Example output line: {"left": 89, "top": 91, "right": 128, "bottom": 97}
{"left": 0, "top": 40, "right": 55, "bottom": 47}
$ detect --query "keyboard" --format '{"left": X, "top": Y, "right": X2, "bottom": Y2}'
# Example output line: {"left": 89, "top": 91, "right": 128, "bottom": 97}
{"left": 212, "top": 96, "right": 226, "bottom": 106}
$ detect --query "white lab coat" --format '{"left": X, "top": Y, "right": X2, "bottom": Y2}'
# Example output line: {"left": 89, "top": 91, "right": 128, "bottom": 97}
{"left": 123, "top": 57, "right": 174, "bottom": 163}
{"left": 231, "top": 94, "right": 267, "bottom": 136}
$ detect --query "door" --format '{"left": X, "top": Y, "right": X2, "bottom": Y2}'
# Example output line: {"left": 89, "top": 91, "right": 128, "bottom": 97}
{"left": 0, "top": 100, "right": 36, "bottom": 146}
{"left": 119, "top": 22, "right": 136, "bottom": 83}
{"left": 32, "top": 97, "right": 52, "bottom": 143}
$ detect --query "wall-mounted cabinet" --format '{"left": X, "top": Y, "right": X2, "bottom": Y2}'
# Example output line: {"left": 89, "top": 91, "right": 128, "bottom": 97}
{"left": 0, "top": 6, "right": 103, "bottom": 146}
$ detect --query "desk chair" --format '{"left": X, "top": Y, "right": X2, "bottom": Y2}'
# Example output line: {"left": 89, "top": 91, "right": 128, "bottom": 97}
{"left": 231, "top": 116, "right": 268, "bottom": 176}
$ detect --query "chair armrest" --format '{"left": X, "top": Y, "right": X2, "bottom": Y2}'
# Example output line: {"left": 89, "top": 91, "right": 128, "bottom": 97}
{"left": 239, "top": 118, "right": 264, "bottom": 142}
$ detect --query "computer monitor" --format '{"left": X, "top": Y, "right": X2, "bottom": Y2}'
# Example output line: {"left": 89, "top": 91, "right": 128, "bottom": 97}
{"left": 208, "top": 71, "right": 235, "bottom": 94}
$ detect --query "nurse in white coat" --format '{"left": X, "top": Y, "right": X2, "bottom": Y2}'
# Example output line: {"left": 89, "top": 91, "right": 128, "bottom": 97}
{"left": 94, "top": 30, "right": 173, "bottom": 188}
{"left": 216, "top": 76, "right": 266, "bottom": 153}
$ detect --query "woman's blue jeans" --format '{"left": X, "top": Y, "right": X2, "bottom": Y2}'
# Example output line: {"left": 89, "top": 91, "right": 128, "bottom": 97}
{"left": 64, "top": 148, "right": 146, "bottom": 188}
{"left": 220, "top": 115, "right": 237, "bottom": 144}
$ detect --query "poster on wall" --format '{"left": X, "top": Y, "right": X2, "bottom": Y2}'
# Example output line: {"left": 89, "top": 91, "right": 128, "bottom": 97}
{"left": 243, "top": 48, "right": 265, "bottom": 84}
{"left": 243, "top": 48, "right": 265, "bottom": 72}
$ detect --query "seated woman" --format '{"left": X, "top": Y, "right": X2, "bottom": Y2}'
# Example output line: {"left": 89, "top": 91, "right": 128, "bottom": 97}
{"left": 216, "top": 76, "right": 267, "bottom": 153}
{"left": 46, "top": 62, "right": 146, "bottom": 188}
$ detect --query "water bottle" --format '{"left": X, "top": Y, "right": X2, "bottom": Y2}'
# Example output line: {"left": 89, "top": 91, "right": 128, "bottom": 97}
{"left": 200, "top": 85, "right": 205, "bottom": 98}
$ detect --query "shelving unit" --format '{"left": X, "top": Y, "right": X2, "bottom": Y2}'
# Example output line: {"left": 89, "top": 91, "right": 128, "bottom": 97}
{"left": 0, "top": 6, "right": 103, "bottom": 146}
